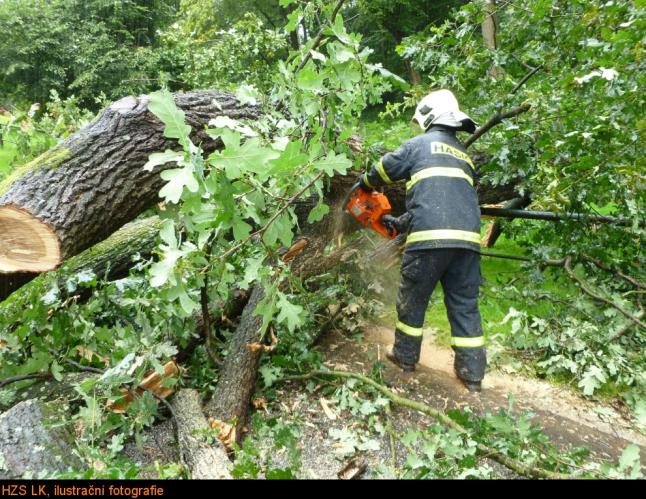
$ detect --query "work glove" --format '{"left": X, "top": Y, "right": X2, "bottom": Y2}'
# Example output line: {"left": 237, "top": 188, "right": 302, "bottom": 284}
{"left": 381, "top": 212, "right": 412, "bottom": 236}
{"left": 357, "top": 171, "right": 374, "bottom": 191}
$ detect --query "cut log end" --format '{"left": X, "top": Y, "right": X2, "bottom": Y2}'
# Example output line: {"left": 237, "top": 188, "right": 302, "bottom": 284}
{"left": 0, "top": 206, "right": 61, "bottom": 273}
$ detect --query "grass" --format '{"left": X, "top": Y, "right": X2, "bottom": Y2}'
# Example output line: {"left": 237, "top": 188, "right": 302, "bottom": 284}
{"left": 357, "top": 106, "right": 417, "bottom": 152}
{"left": 0, "top": 137, "right": 17, "bottom": 178}
{"left": 423, "top": 231, "right": 530, "bottom": 346}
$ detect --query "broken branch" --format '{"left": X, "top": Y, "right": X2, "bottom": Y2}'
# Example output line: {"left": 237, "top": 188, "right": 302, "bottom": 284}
{"left": 562, "top": 256, "right": 646, "bottom": 330}
{"left": 0, "top": 372, "right": 52, "bottom": 389}
{"left": 295, "top": 0, "right": 347, "bottom": 73}
{"left": 173, "top": 389, "right": 233, "bottom": 479}
{"left": 464, "top": 103, "right": 532, "bottom": 148}
{"left": 583, "top": 255, "right": 645, "bottom": 290}
{"left": 278, "top": 369, "right": 576, "bottom": 480}
{"left": 511, "top": 65, "right": 543, "bottom": 95}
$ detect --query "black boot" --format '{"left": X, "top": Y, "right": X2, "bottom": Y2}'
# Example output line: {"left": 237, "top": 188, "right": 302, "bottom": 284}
{"left": 460, "top": 379, "right": 482, "bottom": 392}
{"left": 454, "top": 366, "right": 481, "bottom": 392}
{"left": 385, "top": 345, "right": 415, "bottom": 372}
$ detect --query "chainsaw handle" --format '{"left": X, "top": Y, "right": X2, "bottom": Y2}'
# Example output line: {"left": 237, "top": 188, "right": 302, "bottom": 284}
{"left": 380, "top": 214, "right": 399, "bottom": 237}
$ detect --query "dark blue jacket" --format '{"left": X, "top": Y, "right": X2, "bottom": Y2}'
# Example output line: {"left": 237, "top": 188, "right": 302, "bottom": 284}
{"left": 362, "top": 126, "right": 480, "bottom": 252}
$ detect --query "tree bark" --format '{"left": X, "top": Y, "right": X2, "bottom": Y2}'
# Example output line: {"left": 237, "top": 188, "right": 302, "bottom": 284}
{"left": 482, "top": 0, "right": 498, "bottom": 50}
{"left": 201, "top": 190, "right": 380, "bottom": 437}
{"left": 0, "top": 399, "right": 83, "bottom": 478}
{"left": 205, "top": 285, "right": 265, "bottom": 438}
{"left": 481, "top": 0, "right": 504, "bottom": 80}
{"left": 0, "top": 91, "right": 259, "bottom": 274}
{"left": 482, "top": 197, "right": 530, "bottom": 247}
{"left": 172, "top": 389, "right": 232, "bottom": 479}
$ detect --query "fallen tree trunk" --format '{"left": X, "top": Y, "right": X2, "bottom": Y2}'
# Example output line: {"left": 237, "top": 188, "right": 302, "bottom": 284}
{"left": 0, "top": 399, "right": 83, "bottom": 478}
{"left": 0, "top": 91, "right": 531, "bottom": 465}
{"left": 0, "top": 90, "right": 520, "bottom": 298}
{"left": 205, "top": 285, "right": 265, "bottom": 438}
{"left": 0, "top": 216, "right": 162, "bottom": 316}
{"left": 202, "top": 208, "right": 372, "bottom": 437}
{"left": 172, "top": 389, "right": 232, "bottom": 479}
{"left": 0, "top": 91, "right": 259, "bottom": 275}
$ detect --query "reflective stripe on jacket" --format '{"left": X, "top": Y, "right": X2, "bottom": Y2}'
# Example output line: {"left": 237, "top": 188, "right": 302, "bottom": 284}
{"left": 363, "top": 126, "right": 481, "bottom": 252}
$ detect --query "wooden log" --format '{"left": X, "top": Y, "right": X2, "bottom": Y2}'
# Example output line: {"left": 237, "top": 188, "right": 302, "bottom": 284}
{"left": 205, "top": 286, "right": 265, "bottom": 438}
{"left": 0, "top": 91, "right": 259, "bottom": 274}
{"left": 172, "top": 389, "right": 233, "bottom": 480}
{"left": 0, "top": 399, "right": 83, "bottom": 478}
{"left": 0, "top": 216, "right": 162, "bottom": 320}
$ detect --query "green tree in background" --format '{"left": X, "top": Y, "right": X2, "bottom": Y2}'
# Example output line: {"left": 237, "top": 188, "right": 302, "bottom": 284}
{"left": 165, "top": 7, "right": 289, "bottom": 91}
{"left": 175, "top": 0, "right": 470, "bottom": 86}
{"left": 74, "top": 0, "right": 180, "bottom": 46}
{"left": 0, "top": 0, "right": 181, "bottom": 108}
{"left": 347, "top": 0, "right": 469, "bottom": 84}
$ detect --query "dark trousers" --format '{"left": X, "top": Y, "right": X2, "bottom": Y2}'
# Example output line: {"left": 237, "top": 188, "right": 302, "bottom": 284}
{"left": 393, "top": 248, "right": 486, "bottom": 382}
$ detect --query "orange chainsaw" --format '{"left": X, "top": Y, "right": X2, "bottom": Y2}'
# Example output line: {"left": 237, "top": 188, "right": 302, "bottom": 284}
{"left": 343, "top": 184, "right": 398, "bottom": 240}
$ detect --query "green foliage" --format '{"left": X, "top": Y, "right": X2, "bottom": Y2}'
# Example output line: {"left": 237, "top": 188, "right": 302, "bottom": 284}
{"left": 500, "top": 277, "right": 645, "bottom": 422}
{"left": 345, "top": 0, "right": 468, "bottom": 83}
{"left": 0, "top": 0, "right": 181, "bottom": 108}
{"left": 1, "top": 0, "right": 644, "bottom": 480}
{"left": 0, "top": 11, "right": 398, "bottom": 476}
{"left": 0, "top": 269, "right": 194, "bottom": 475}
{"left": 163, "top": 11, "right": 289, "bottom": 92}
{"left": 144, "top": 2, "right": 397, "bottom": 340}
{"left": 0, "top": 92, "right": 94, "bottom": 178}
{"left": 231, "top": 413, "right": 302, "bottom": 479}
{"left": 328, "top": 426, "right": 381, "bottom": 457}
{"left": 399, "top": 0, "right": 645, "bottom": 234}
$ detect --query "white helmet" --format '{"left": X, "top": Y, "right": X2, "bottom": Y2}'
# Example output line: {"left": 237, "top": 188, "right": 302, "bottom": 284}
{"left": 413, "top": 89, "right": 477, "bottom": 133}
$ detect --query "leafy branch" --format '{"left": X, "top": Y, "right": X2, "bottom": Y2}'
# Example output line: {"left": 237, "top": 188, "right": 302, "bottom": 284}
{"left": 217, "top": 171, "right": 324, "bottom": 262}
{"left": 294, "top": 0, "right": 347, "bottom": 73}
{"left": 583, "top": 256, "right": 645, "bottom": 290}
{"left": 562, "top": 256, "right": 646, "bottom": 331}
{"left": 464, "top": 103, "right": 532, "bottom": 148}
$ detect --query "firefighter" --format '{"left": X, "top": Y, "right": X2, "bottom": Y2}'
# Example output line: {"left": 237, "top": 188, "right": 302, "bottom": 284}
{"left": 358, "top": 89, "right": 485, "bottom": 392}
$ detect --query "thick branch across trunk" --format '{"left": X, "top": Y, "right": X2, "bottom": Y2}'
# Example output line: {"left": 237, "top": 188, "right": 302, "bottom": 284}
{"left": 0, "top": 91, "right": 258, "bottom": 274}
{"left": 0, "top": 89, "right": 520, "bottom": 301}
